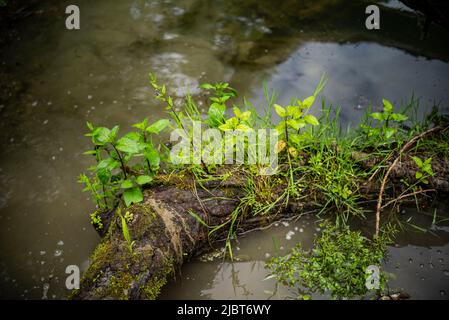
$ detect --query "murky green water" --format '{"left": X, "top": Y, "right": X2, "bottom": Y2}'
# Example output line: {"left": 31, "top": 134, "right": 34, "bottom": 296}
{"left": 1, "top": 0, "right": 449, "bottom": 299}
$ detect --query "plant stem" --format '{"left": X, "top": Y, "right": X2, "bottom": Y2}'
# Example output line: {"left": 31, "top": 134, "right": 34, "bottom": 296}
{"left": 111, "top": 144, "right": 128, "bottom": 180}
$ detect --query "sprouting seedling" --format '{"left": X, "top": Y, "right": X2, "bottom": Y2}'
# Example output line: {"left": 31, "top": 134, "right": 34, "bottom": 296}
{"left": 411, "top": 156, "right": 434, "bottom": 184}
{"left": 273, "top": 77, "right": 325, "bottom": 152}
{"left": 218, "top": 107, "right": 253, "bottom": 132}
{"left": 200, "top": 82, "right": 237, "bottom": 128}
{"left": 117, "top": 207, "right": 135, "bottom": 254}
{"left": 369, "top": 99, "right": 408, "bottom": 139}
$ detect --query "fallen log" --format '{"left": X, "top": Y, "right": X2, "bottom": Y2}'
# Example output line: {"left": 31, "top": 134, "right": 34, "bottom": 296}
{"left": 73, "top": 144, "right": 449, "bottom": 300}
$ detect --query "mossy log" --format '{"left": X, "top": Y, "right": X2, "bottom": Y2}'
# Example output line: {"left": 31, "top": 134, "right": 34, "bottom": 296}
{"left": 73, "top": 152, "right": 449, "bottom": 300}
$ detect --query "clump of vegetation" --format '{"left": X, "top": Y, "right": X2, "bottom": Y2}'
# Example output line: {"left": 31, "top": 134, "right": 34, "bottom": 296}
{"left": 266, "top": 223, "right": 393, "bottom": 300}
{"left": 78, "top": 72, "right": 448, "bottom": 299}
{"left": 78, "top": 117, "right": 169, "bottom": 211}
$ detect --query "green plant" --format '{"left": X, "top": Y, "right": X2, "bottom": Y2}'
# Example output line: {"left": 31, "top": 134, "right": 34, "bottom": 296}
{"left": 361, "top": 99, "right": 408, "bottom": 142}
{"left": 117, "top": 208, "right": 135, "bottom": 254}
{"left": 200, "top": 83, "right": 237, "bottom": 128}
{"left": 266, "top": 223, "right": 391, "bottom": 299}
{"left": 80, "top": 118, "right": 168, "bottom": 209}
{"left": 411, "top": 156, "right": 434, "bottom": 184}
{"left": 273, "top": 76, "right": 325, "bottom": 151}
{"left": 90, "top": 210, "right": 104, "bottom": 230}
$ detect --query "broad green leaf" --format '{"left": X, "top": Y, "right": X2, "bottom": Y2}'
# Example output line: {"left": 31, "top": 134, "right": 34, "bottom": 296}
{"left": 302, "top": 96, "right": 315, "bottom": 109}
{"left": 290, "top": 132, "right": 312, "bottom": 145}
{"left": 136, "top": 175, "right": 152, "bottom": 185}
{"left": 384, "top": 127, "right": 396, "bottom": 139}
{"left": 391, "top": 113, "right": 408, "bottom": 122}
{"left": 219, "top": 123, "right": 232, "bottom": 131}
{"left": 122, "top": 131, "right": 141, "bottom": 141}
{"left": 287, "top": 119, "right": 304, "bottom": 131}
{"left": 369, "top": 113, "right": 384, "bottom": 121}
{"left": 412, "top": 156, "right": 423, "bottom": 168}
{"left": 383, "top": 99, "right": 394, "bottom": 114}
{"left": 121, "top": 180, "right": 134, "bottom": 189}
{"left": 144, "top": 147, "right": 160, "bottom": 168}
{"left": 304, "top": 115, "right": 319, "bottom": 126}
{"left": 92, "top": 127, "right": 111, "bottom": 145}
{"left": 200, "top": 83, "right": 214, "bottom": 90}
{"left": 97, "top": 158, "right": 119, "bottom": 171}
{"left": 239, "top": 111, "right": 251, "bottom": 121}
{"left": 415, "top": 171, "right": 423, "bottom": 180}
{"left": 286, "top": 106, "right": 301, "bottom": 119}
{"left": 133, "top": 118, "right": 149, "bottom": 131}
{"left": 109, "top": 126, "right": 120, "bottom": 142}
{"left": 97, "top": 168, "right": 111, "bottom": 184}
{"left": 123, "top": 187, "right": 143, "bottom": 207}
{"left": 233, "top": 107, "right": 241, "bottom": 118}
{"left": 235, "top": 124, "right": 252, "bottom": 132}
{"left": 274, "top": 104, "right": 286, "bottom": 118}
{"left": 208, "top": 103, "right": 226, "bottom": 127}
{"left": 116, "top": 137, "right": 144, "bottom": 154}
{"left": 147, "top": 119, "right": 170, "bottom": 134}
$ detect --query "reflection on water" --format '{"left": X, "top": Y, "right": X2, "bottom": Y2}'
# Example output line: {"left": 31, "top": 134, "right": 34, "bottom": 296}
{"left": 1, "top": 0, "right": 449, "bottom": 299}
{"left": 161, "top": 206, "right": 449, "bottom": 300}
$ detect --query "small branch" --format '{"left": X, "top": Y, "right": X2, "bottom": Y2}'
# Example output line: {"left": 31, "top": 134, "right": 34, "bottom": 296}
{"left": 375, "top": 125, "right": 447, "bottom": 237}
{"left": 381, "top": 189, "right": 435, "bottom": 210}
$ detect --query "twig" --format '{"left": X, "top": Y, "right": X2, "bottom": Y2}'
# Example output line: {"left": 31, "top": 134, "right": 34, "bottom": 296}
{"left": 375, "top": 125, "right": 447, "bottom": 237}
{"left": 381, "top": 189, "right": 435, "bottom": 210}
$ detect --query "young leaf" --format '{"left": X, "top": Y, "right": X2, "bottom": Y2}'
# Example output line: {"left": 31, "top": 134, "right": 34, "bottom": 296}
{"left": 391, "top": 113, "right": 408, "bottom": 122}
{"left": 274, "top": 104, "right": 286, "bottom": 118}
{"left": 412, "top": 156, "right": 423, "bottom": 168}
{"left": 384, "top": 127, "right": 396, "bottom": 139}
{"left": 116, "top": 137, "right": 144, "bottom": 154}
{"left": 133, "top": 118, "right": 149, "bottom": 131}
{"left": 121, "top": 180, "right": 134, "bottom": 189}
{"left": 235, "top": 124, "right": 252, "bottom": 132}
{"left": 302, "top": 96, "right": 315, "bottom": 109}
{"left": 304, "top": 115, "right": 319, "bottom": 126}
{"left": 91, "top": 127, "right": 112, "bottom": 145}
{"left": 146, "top": 119, "right": 170, "bottom": 134}
{"left": 200, "top": 83, "right": 215, "bottom": 90}
{"left": 286, "top": 106, "right": 301, "bottom": 119}
{"left": 144, "top": 147, "right": 160, "bottom": 168}
{"left": 123, "top": 187, "right": 144, "bottom": 207}
{"left": 136, "top": 175, "right": 152, "bottom": 185}
{"left": 369, "top": 113, "right": 384, "bottom": 121}
{"left": 383, "top": 99, "right": 394, "bottom": 114}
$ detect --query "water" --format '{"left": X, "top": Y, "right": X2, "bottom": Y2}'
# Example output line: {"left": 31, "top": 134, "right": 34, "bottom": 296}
{"left": 161, "top": 205, "right": 449, "bottom": 300}
{"left": 1, "top": 0, "right": 449, "bottom": 299}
